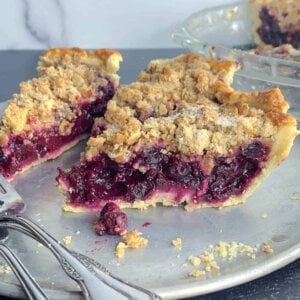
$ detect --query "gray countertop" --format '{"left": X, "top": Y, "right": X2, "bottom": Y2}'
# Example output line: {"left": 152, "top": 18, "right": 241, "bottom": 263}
{"left": 0, "top": 49, "right": 299, "bottom": 300}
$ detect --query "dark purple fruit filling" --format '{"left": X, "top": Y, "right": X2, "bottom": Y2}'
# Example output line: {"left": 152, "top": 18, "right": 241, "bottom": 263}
{"left": 58, "top": 141, "right": 270, "bottom": 207}
{"left": 0, "top": 80, "right": 116, "bottom": 179}
{"left": 258, "top": 7, "right": 300, "bottom": 49}
{"left": 93, "top": 202, "right": 128, "bottom": 235}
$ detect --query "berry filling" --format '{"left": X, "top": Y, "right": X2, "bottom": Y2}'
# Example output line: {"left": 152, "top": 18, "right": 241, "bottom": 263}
{"left": 57, "top": 141, "right": 270, "bottom": 208}
{"left": 0, "top": 79, "right": 116, "bottom": 180}
{"left": 93, "top": 202, "right": 128, "bottom": 235}
{"left": 258, "top": 7, "right": 300, "bottom": 49}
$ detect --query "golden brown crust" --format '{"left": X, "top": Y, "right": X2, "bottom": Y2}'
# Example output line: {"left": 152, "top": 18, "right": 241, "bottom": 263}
{"left": 84, "top": 53, "right": 297, "bottom": 164}
{"left": 0, "top": 48, "right": 122, "bottom": 146}
{"left": 39, "top": 47, "right": 123, "bottom": 74}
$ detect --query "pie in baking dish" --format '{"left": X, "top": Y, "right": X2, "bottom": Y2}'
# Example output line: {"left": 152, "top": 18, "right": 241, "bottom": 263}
{"left": 249, "top": 0, "right": 300, "bottom": 50}
{"left": 57, "top": 53, "right": 298, "bottom": 212}
{"left": 0, "top": 47, "right": 122, "bottom": 181}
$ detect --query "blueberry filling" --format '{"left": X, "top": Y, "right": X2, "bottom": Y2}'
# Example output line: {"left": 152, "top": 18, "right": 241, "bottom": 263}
{"left": 0, "top": 79, "right": 116, "bottom": 179}
{"left": 57, "top": 141, "right": 270, "bottom": 207}
{"left": 93, "top": 202, "right": 128, "bottom": 235}
{"left": 258, "top": 7, "right": 300, "bottom": 49}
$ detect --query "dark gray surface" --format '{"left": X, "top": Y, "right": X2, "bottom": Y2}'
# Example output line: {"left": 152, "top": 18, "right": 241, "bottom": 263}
{"left": 0, "top": 49, "right": 299, "bottom": 300}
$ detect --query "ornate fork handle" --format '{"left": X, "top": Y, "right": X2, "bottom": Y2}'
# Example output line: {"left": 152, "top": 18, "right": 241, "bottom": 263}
{"left": 0, "top": 241, "right": 48, "bottom": 300}
{"left": 0, "top": 216, "right": 161, "bottom": 300}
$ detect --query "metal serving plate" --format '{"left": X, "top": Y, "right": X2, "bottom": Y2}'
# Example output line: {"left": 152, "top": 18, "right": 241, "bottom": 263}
{"left": 0, "top": 50, "right": 299, "bottom": 299}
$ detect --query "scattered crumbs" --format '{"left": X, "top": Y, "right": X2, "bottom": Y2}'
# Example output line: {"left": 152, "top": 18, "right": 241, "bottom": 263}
{"left": 172, "top": 238, "right": 182, "bottom": 250}
{"left": 116, "top": 242, "right": 127, "bottom": 258}
{"left": 0, "top": 265, "right": 12, "bottom": 274}
{"left": 261, "top": 213, "right": 268, "bottom": 219}
{"left": 37, "top": 243, "right": 44, "bottom": 248}
{"left": 219, "top": 229, "right": 223, "bottom": 233}
{"left": 200, "top": 251, "right": 214, "bottom": 263}
{"left": 37, "top": 219, "right": 41, "bottom": 222}
{"left": 176, "top": 254, "right": 181, "bottom": 259}
{"left": 35, "top": 250, "right": 39, "bottom": 254}
{"left": 263, "top": 242, "right": 274, "bottom": 254}
{"left": 122, "top": 230, "right": 148, "bottom": 249}
{"left": 182, "top": 263, "right": 188, "bottom": 267}
{"left": 63, "top": 236, "right": 72, "bottom": 247}
{"left": 142, "top": 222, "right": 152, "bottom": 228}
{"left": 115, "top": 230, "right": 148, "bottom": 258}
{"left": 76, "top": 230, "right": 81, "bottom": 235}
{"left": 189, "top": 269, "right": 206, "bottom": 278}
{"left": 187, "top": 240, "right": 271, "bottom": 278}
{"left": 188, "top": 255, "right": 201, "bottom": 266}
{"left": 290, "top": 192, "right": 300, "bottom": 200}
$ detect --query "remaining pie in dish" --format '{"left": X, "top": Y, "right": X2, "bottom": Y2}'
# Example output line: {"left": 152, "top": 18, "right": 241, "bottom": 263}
{"left": 0, "top": 47, "right": 122, "bottom": 181}
{"left": 57, "top": 53, "right": 298, "bottom": 212}
{"left": 253, "top": 44, "right": 300, "bottom": 61}
{"left": 249, "top": 0, "right": 300, "bottom": 50}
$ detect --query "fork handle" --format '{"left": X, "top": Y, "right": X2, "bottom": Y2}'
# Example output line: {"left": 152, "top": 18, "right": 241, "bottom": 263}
{"left": 0, "top": 243, "right": 48, "bottom": 300}
{"left": 1, "top": 216, "right": 161, "bottom": 300}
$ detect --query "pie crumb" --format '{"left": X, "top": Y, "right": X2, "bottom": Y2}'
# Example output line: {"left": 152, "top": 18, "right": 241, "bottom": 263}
{"left": 290, "top": 192, "right": 300, "bottom": 200}
{"left": 188, "top": 256, "right": 201, "bottom": 266}
{"left": 263, "top": 242, "right": 274, "bottom": 254}
{"left": 261, "top": 213, "right": 268, "bottom": 219}
{"left": 122, "top": 230, "right": 148, "bottom": 249}
{"left": 63, "top": 235, "right": 72, "bottom": 247}
{"left": 189, "top": 269, "right": 206, "bottom": 278}
{"left": 116, "top": 242, "right": 127, "bottom": 258}
{"left": 37, "top": 242, "right": 44, "bottom": 248}
{"left": 172, "top": 238, "right": 182, "bottom": 250}
{"left": 0, "top": 265, "right": 11, "bottom": 274}
{"left": 115, "top": 230, "right": 148, "bottom": 258}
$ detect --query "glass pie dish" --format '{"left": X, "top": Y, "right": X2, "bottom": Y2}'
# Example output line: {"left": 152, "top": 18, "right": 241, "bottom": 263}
{"left": 172, "top": 1, "right": 300, "bottom": 87}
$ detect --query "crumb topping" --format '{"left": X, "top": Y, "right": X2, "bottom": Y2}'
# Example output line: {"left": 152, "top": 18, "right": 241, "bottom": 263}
{"left": 290, "top": 192, "right": 300, "bottom": 200}
{"left": 263, "top": 241, "right": 274, "bottom": 253}
{"left": 63, "top": 235, "right": 72, "bottom": 247}
{"left": 187, "top": 240, "right": 273, "bottom": 279}
{"left": 115, "top": 230, "right": 148, "bottom": 258}
{"left": 0, "top": 264, "right": 12, "bottom": 274}
{"left": 0, "top": 48, "right": 122, "bottom": 145}
{"left": 172, "top": 238, "right": 182, "bottom": 250}
{"left": 85, "top": 53, "right": 294, "bottom": 162}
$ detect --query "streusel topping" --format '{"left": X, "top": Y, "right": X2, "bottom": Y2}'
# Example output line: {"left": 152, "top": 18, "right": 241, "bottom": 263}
{"left": 85, "top": 53, "right": 294, "bottom": 162}
{"left": 0, "top": 48, "right": 122, "bottom": 145}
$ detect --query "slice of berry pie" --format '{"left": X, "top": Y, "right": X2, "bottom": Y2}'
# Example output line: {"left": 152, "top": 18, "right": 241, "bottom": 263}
{"left": 0, "top": 48, "right": 122, "bottom": 181}
{"left": 57, "top": 53, "right": 298, "bottom": 212}
{"left": 249, "top": 0, "right": 300, "bottom": 50}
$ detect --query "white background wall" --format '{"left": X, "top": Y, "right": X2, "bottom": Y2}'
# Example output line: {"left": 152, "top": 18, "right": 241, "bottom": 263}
{"left": 0, "top": 0, "right": 235, "bottom": 49}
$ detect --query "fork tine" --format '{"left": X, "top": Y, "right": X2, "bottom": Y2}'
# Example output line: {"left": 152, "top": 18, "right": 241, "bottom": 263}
{"left": 0, "top": 243, "right": 48, "bottom": 300}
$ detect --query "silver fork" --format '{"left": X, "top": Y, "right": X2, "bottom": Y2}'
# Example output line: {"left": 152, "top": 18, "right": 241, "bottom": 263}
{"left": 0, "top": 175, "right": 161, "bottom": 300}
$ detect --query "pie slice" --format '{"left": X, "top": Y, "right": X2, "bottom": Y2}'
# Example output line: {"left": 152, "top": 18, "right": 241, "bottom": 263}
{"left": 249, "top": 0, "right": 300, "bottom": 50}
{"left": 0, "top": 48, "right": 122, "bottom": 181}
{"left": 57, "top": 53, "right": 298, "bottom": 212}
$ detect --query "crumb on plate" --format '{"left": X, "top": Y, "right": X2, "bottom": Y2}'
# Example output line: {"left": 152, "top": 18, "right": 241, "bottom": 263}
{"left": 115, "top": 230, "right": 148, "bottom": 258}
{"left": 172, "top": 238, "right": 182, "bottom": 250}
{"left": 63, "top": 235, "right": 72, "bottom": 247}
{"left": 263, "top": 241, "right": 274, "bottom": 254}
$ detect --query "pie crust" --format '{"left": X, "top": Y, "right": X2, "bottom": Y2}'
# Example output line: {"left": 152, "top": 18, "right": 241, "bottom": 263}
{"left": 57, "top": 53, "right": 298, "bottom": 212}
